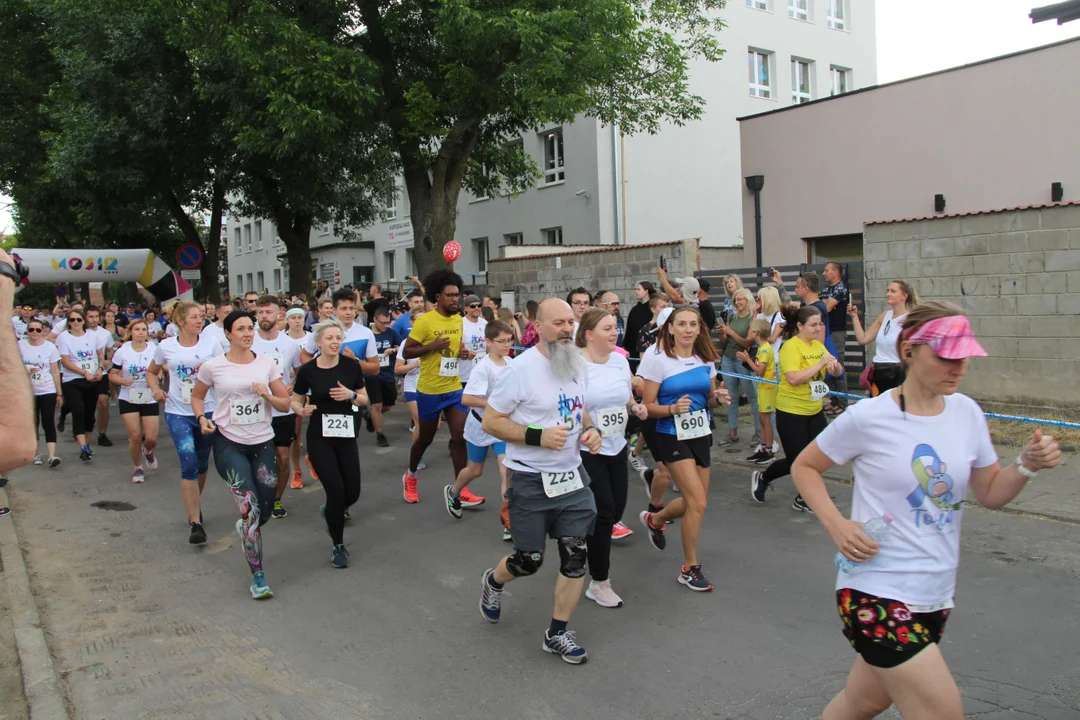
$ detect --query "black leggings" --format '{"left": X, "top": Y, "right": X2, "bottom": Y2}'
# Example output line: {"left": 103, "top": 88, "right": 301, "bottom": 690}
{"left": 762, "top": 409, "right": 828, "bottom": 486}
{"left": 61, "top": 380, "right": 99, "bottom": 438}
{"left": 34, "top": 394, "right": 58, "bottom": 444}
{"left": 581, "top": 447, "right": 628, "bottom": 582}
{"left": 307, "top": 426, "right": 362, "bottom": 545}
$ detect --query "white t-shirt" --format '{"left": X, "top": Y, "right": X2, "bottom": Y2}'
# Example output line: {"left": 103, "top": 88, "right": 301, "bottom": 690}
{"left": 51, "top": 318, "right": 67, "bottom": 335}
{"left": 18, "top": 340, "right": 60, "bottom": 395}
{"left": 111, "top": 342, "right": 157, "bottom": 403}
{"left": 636, "top": 346, "right": 717, "bottom": 436}
{"left": 304, "top": 322, "right": 378, "bottom": 364}
{"left": 487, "top": 346, "right": 588, "bottom": 474}
{"left": 757, "top": 310, "right": 786, "bottom": 360}
{"left": 12, "top": 316, "right": 28, "bottom": 340}
{"left": 872, "top": 310, "right": 907, "bottom": 364}
{"left": 462, "top": 355, "right": 511, "bottom": 448}
{"left": 251, "top": 331, "right": 302, "bottom": 417}
{"left": 459, "top": 317, "right": 488, "bottom": 383}
{"left": 145, "top": 320, "right": 163, "bottom": 337}
{"left": 399, "top": 346, "right": 421, "bottom": 394}
{"left": 153, "top": 334, "right": 223, "bottom": 416}
{"left": 196, "top": 354, "right": 281, "bottom": 445}
{"left": 56, "top": 331, "right": 104, "bottom": 382}
{"left": 202, "top": 322, "right": 231, "bottom": 353}
{"left": 165, "top": 323, "right": 179, "bottom": 338}
{"left": 583, "top": 352, "right": 633, "bottom": 456}
{"left": 89, "top": 326, "right": 114, "bottom": 359}
{"left": 817, "top": 392, "right": 997, "bottom": 607}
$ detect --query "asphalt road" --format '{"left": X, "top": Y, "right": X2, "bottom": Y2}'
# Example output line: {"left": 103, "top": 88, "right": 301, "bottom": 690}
{"left": 4, "top": 406, "right": 1079, "bottom": 719}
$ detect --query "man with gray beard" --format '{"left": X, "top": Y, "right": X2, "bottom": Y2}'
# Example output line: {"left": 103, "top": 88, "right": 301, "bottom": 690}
{"left": 480, "top": 298, "right": 603, "bottom": 665}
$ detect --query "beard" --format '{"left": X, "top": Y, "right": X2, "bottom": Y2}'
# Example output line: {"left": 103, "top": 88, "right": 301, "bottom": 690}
{"left": 259, "top": 319, "right": 275, "bottom": 332}
{"left": 543, "top": 337, "right": 584, "bottom": 382}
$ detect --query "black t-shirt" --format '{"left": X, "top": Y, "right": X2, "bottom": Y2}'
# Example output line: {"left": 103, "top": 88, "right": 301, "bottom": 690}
{"left": 698, "top": 298, "right": 717, "bottom": 332}
{"left": 114, "top": 314, "right": 129, "bottom": 329}
{"left": 293, "top": 357, "right": 367, "bottom": 437}
{"left": 364, "top": 297, "right": 390, "bottom": 321}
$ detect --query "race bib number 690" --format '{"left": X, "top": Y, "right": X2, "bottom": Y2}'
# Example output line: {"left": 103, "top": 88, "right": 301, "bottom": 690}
{"left": 675, "top": 408, "right": 710, "bottom": 440}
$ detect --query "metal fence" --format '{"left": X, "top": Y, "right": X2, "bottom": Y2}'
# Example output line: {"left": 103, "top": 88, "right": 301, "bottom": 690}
{"left": 695, "top": 262, "right": 866, "bottom": 383}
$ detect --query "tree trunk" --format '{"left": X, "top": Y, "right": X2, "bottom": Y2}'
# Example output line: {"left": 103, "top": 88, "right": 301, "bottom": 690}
{"left": 273, "top": 208, "right": 313, "bottom": 296}
{"left": 200, "top": 181, "right": 225, "bottom": 301}
{"left": 406, "top": 171, "right": 462, "bottom": 281}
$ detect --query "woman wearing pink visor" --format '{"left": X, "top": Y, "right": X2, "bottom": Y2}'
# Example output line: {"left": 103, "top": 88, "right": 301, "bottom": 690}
{"left": 791, "top": 302, "right": 1061, "bottom": 719}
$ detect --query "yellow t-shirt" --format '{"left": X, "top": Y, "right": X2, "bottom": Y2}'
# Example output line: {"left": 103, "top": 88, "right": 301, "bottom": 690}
{"left": 409, "top": 310, "right": 463, "bottom": 395}
{"left": 755, "top": 343, "right": 776, "bottom": 383}
{"left": 777, "top": 336, "right": 827, "bottom": 416}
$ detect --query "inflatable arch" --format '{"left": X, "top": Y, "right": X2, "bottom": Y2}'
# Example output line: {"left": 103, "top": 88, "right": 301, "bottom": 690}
{"left": 11, "top": 248, "right": 194, "bottom": 302}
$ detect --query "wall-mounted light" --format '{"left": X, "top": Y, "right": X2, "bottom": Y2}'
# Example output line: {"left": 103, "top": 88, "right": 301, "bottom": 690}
{"left": 934, "top": 194, "right": 946, "bottom": 213}
{"left": 1052, "top": 182, "right": 1064, "bottom": 202}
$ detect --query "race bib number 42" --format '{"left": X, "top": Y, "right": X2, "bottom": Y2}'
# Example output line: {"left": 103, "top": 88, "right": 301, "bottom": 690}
{"left": 322, "top": 414, "right": 354, "bottom": 438}
{"left": 597, "top": 406, "right": 628, "bottom": 438}
{"left": 541, "top": 468, "right": 584, "bottom": 498}
{"left": 439, "top": 356, "right": 459, "bottom": 377}
{"left": 809, "top": 380, "right": 829, "bottom": 402}
{"left": 675, "top": 408, "right": 710, "bottom": 440}
{"left": 231, "top": 398, "right": 266, "bottom": 425}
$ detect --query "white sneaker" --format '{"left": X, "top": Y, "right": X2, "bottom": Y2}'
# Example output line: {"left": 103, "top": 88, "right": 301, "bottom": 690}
{"left": 32, "top": 454, "right": 43, "bottom": 465}
{"left": 585, "top": 580, "right": 624, "bottom": 608}
{"left": 629, "top": 453, "right": 648, "bottom": 473}
{"left": 772, "top": 441, "right": 781, "bottom": 454}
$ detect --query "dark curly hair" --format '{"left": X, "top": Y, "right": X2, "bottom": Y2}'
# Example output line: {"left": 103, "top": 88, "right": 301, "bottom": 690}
{"left": 423, "top": 269, "right": 464, "bottom": 304}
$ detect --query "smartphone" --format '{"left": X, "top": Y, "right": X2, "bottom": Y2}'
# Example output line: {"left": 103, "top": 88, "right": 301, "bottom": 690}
{"left": 659, "top": 255, "right": 667, "bottom": 271}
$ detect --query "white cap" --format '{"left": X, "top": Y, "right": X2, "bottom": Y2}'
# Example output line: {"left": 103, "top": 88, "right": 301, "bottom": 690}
{"left": 657, "top": 307, "right": 673, "bottom": 327}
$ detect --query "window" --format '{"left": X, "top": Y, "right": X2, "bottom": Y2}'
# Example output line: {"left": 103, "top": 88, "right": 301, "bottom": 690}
{"left": 543, "top": 227, "right": 563, "bottom": 246}
{"left": 319, "top": 223, "right": 331, "bottom": 236}
{"left": 788, "top": 0, "right": 809, "bottom": 21}
{"left": 541, "top": 128, "right": 565, "bottom": 184}
{"left": 384, "top": 250, "right": 396, "bottom": 280}
{"left": 256, "top": 271, "right": 264, "bottom": 293}
{"left": 827, "top": 0, "right": 845, "bottom": 29}
{"left": 404, "top": 249, "right": 415, "bottom": 278}
{"left": 273, "top": 269, "right": 281, "bottom": 293}
{"left": 748, "top": 50, "right": 772, "bottom": 98}
{"left": 243, "top": 224, "right": 252, "bottom": 252}
{"left": 234, "top": 228, "right": 241, "bottom": 255}
{"left": 236, "top": 274, "right": 243, "bottom": 293}
{"left": 254, "top": 220, "right": 263, "bottom": 250}
{"left": 746, "top": 0, "right": 768, "bottom": 8}
{"left": 380, "top": 187, "right": 397, "bottom": 221}
{"left": 791, "top": 59, "right": 812, "bottom": 104}
{"left": 504, "top": 232, "right": 523, "bottom": 246}
{"left": 245, "top": 273, "right": 253, "bottom": 292}
{"left": 473, "top": 238, "right": 489, "bottom": 273}
{"left": 830, "top": 65, "right": 850, "bottom": 95}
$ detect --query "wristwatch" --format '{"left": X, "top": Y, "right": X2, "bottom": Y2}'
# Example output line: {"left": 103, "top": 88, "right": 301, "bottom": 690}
{"left": 1014, "top": 455, "right": 1037, "bottom": 479}
{"left": 0, "top": 261, "right": 18, "bottom": 283}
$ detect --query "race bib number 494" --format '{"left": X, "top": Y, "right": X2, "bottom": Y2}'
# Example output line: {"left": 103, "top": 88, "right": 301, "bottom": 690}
{"left": 439, "top": 356, "right": 459, "bottom": 377}
{"left": 541, "top": 468, "right": 584, "bottom": 498}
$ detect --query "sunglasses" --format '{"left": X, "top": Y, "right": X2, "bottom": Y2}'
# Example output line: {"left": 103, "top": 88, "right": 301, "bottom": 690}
{"left": 468, "top": 304, "right": 481, "bottom": 309}
{"left": 26, "top": 328, "right": 43, "bottom": 333}
{"left": 69, "top": 318, "right": 84, "bottom": 323}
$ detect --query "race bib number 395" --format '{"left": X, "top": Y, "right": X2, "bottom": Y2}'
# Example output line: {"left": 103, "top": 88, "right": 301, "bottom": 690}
{"left": 675, "top": 408, "right": 710, "bottom": 440}
{"left": 597, "top": 406, "right": 628, "bottom": 438}
{"left": 541, "top": 468, "right": 585, "bottom": 498}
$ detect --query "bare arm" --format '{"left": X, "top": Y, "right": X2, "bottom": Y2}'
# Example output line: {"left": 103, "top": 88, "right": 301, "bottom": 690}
{"left": 401, "top": 335, "right": 449, "bottom": 360}
{"left": 784, "top": 358, "right": 830, "bottom": 387}
{"left": 850, "top": 310, "right": 883, "bottom": 346}
{"left": 969, "top": 429, "right": 1061, "bottom": 509}
{"left": 264, "top": 378, "right": 293, "bottom": 413}
{"left": 462, "top": 394, "right": 486, "bottom": 409}
{"left": 0, "top": 265, "right": 36, "bottom": 471}
{"left": 394, "top": 356, "right": 419, "bottom": 375}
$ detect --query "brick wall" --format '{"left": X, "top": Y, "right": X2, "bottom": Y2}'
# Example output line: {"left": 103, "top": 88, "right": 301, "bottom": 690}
{"left": 484, "top": 239, "right": 700, "bottom": 309}
{"left": 863, "top": 203, "right": 1080, "bottom": 408}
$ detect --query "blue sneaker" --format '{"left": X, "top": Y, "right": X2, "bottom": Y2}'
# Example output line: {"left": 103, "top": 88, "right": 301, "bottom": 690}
{"left": 249, "top": 571, "right": 273, "bottom": 600}
{"left": 330, "top": 544, "right": 349, "bottom": 568}
{"left": 479, "top": 568, "right": 504, "bottom": 623}
{"left": 543, "top": 630, "right": 588, "bottom": 665}
{"left": 417, "top": 459, "right": 427, "bottom": 471}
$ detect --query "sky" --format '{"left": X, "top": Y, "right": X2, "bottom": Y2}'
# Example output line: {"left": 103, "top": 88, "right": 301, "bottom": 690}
{"left": 3, "top": 0, "right": 1079, "bottom": 236}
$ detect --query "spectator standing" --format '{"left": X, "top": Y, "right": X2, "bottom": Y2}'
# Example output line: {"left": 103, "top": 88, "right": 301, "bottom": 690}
{"left": 622, "top": 281, "right": 655, "bottom": 358}
{"left": 696, "top": 279, "right": 716, "bottom": 333}
{"left": 719, "top": 288, "right": 761, "bottom": 446}
{"left": 721, "top": 274, "right": 744, "bottom": 324}
{"left": 819, "top": 262, "right": 850, "bottom": 415}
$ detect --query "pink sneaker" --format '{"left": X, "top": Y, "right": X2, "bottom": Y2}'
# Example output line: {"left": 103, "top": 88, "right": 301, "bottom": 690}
{"left": 611, "top": 521, "right": 633, "bottom": 540}
{"left": 402, "top": 472, "right": 419, "bottom": 503}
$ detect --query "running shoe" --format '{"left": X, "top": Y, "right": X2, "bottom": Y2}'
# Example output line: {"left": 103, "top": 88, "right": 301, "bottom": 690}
{"left": 376, "top": 433, "right": 389, "bottom": 448}
{"left": 745, "top": 444, "right": 764, "bottom": 461}
{"left": 585, "top": 580, "right": 623, "bottom": 608}
{"left": 543, "top": 630, "right": 587, "bottom": 665}
{"left": 131, "top": 468, "right": 145, "bottom": 484}
{"left": 751, "top": 471, "right": 768, "bottom": 503}
{"left": 459, "top": 487, "right": 485, "bottom": 507}
{"left": 754, "top": 450, "right": 775, "bottom": 466}
{"left": 408, "top": 423, "right": 416, "bottom": 434}
{"left": 792, "top": 495, "right": 814, "bottom": 514}
{"left": 717, "top": 434, "right": 738, "bottom": 447}
{"left": 678, "top": 564, "right": 714, "bottom": 592}
{"left": 331, "top": 544, "right": 349, "bottom": 568}
{"left": 502, "top": 527, "right": 512, "bottom": 542}
{"left": 479, "top": 568, "right": 504, "bottom": 623}
{"left": 79, "top": 447, "right": 91, "bottom": 462}
{"left": 611, "top": 522, "right": 633, "bottom": 540}
{"left": 640, "top": 468, "right": 654, "bottom": 499}
{"left": 444, "top": 485, "right": 463, "bottom": 519}
{"left": 647, "top": 503, "right": 674, "bottom": 524}
{"left": 344, "top": 507, "right": 351, "bottom": 521}
{"left": 97, "top": 433, "right": 113, "bottom": 447}
{"left": 304, "top": 455, "right": 320, "bottom": 481}
{"left": 290, "top": 470, "right": 303, "bottom": 489}
{"left": 402, "top": 472, "right": 419, "bottom": 503}
{"left": 48, "top": 457, "right": 61, "bottom": 468}
{"left": 416, "top": 459, "right": 427, "bottom": 471}
{"left": 189, "top": 522, "right": 207, "bottom": 545}
{"left": 32, "top": 454, "right": 43, "bottom": 466}
{"left": 249, "top": 570, "right": 273, "bottom": 600}
{"left": 272, "top": 500, "right": 288, "bottom": 519}
{"left": 629, "top": 453, "right": 648, "bottom": 473}
{"left": 143, "top": 447, "right": 158, "bottom": 470}
{"left": 639, "top": 511, "right": 666, "bottom": 551}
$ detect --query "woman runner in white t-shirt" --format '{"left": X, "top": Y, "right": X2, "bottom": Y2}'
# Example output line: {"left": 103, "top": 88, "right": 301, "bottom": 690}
{"left": 284, "top": 306, "right": 310, "bottom": 488}
{"left": 18, "top": 319, "right": 63, "bottom": 467}
{"left": 109, "top": 319, "right": 161, "bottom": 483}
{"left": 56, "top": 308, "right": 105, "bottom": 461}
{"left": 792, "top": 302, "right": 1061, "bottom": 719}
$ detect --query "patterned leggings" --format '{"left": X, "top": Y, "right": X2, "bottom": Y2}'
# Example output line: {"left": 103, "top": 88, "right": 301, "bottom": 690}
{"left": 212, "top": 432, "right": 277, "bottom": 575}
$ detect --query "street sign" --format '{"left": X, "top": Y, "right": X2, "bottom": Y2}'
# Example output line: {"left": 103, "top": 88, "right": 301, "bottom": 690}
{"left": 176, "top": 244, "right": 204, "bottom": 270}
{"left": 180, "top": 269, "right": 200, "bottom": 280}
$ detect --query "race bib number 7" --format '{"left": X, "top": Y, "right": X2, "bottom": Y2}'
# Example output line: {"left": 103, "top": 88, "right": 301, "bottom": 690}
{"left": 541, "top": 468, "right": 584, "bottom": 498}
{"left": 129, "top": 388, "right": 154, "bottom": 405}
{"left": 675, "top": 408, "right": 710, "bottom": 440}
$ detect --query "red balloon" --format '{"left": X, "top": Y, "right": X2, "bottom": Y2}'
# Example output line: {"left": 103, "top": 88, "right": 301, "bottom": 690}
{"left": 443, "top": 240, "right": 462, "bottom": 262}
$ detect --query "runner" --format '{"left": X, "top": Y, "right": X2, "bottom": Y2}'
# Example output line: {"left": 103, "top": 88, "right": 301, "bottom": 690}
{"left": 291, "top": 316, "right": 369, "bottom": 569}
{"left": 637, "top": 306, "right": 729, "bottom": 592}
{"left": 251, "top": 296, "right": 303, "bottom": 518}
{"left": 109, "top": 319, "right": 160, "bottom": 483}
{"left": 201, "top": 299, "right": 235, "bottom": 353}
{"left": 478, "top": 298, "right": 603, "bottom": 664}
{"left": 394, "top": 307, "right": 425, "bottom": 470}
{"left": 791, "top": 302, "right": 1061, "bottom": 719}
{"left": 400, "top": 270, "right": 472, "bottom": 503}
{"left": 300, "top": 289, "right": 379, "bottom": 375}
{"left": 85, "top": 306, "right": 116, "bottom": 447}
{"left": 577, "top": 309, "right": 648, "bottom": 608}
{"left": 146, "top": 301, "right": 224, "bottom": 544}
{"left": 192, "top": 310, "right": 293, "bottom": 599}
{"left": 443, "top": 320, "right": 514, "bottom": 520}
{"left": 364, "top": 305, "right": 403, "bottom": 447}
{"left": 750, "top": 305, "right": 843, "bottom": 510}
{"left": 849, "top": 280, "right": 920, "bottom": 397}
{"left": 284, "top": 306, "right": 309, "bottom": 488}
{"left": 56, "top": 308, "right": 105, "bottom": 462}
{"left": 459, "top": 294, "right": 488, "bottom": 385}
{"left": 18, "top": 319, "right": 63, "bottom": 467}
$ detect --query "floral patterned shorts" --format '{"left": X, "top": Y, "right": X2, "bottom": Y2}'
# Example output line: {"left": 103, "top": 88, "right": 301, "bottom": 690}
{"left": 836, "top": 588, "right": 950, "bottom": 669}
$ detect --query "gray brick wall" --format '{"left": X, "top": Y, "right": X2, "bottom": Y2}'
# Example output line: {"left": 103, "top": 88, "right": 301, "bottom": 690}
{"left": 863, "top": 204, "right": 1080, "bottom": 408}
{"left": 484, "top": 239, "right": 699, "bottom": 309}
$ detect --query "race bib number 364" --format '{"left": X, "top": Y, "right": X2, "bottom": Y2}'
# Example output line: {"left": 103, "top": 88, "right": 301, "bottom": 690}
{"left": 541, "top": 468, "right": 584, "bottom": 498}
{"left": 231, "top": 399, "right": 266, "bottom": 425}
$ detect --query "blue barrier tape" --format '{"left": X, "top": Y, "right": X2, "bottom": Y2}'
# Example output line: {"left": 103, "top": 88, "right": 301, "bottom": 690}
{"left": 511, "top": 346, "right": 1080, "bottom": 431}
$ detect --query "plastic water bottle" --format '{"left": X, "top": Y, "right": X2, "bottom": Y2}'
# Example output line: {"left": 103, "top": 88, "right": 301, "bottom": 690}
{"left": 835, "top": 513, "right": 894, "bottom": 573}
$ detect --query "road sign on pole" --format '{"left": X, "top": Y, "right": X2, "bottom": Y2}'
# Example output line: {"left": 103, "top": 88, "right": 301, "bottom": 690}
{"left": 176, "top": 244, "right": 204, "bottom": 270}
{"left": 180, "top": 269, "right": 201, "bottom": 281}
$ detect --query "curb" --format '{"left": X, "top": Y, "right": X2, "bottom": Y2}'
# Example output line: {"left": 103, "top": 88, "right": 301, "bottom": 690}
{"left": 0, "top": 484, "right": 71, "bottom": 720}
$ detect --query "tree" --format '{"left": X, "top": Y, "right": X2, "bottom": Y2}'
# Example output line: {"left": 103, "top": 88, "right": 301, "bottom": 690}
{"left": 349, "top": 0, "right": 725, "bottom": 277}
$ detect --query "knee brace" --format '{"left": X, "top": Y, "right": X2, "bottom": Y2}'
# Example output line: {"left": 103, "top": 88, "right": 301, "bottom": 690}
{"left": 557, "top": 536, "right": 588, "bottom": 578}
{"left": 505, "top": 549, "right": 544, "bottom": 577}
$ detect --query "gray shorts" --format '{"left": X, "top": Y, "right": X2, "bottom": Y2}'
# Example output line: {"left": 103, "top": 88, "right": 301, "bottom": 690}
{"left": 506, "top": 466, "right": 597, "bottom": 552}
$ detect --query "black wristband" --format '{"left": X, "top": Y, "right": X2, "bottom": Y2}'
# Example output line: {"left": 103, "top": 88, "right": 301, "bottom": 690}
{"left": 525, "top": 426, "right": 543, "bottom": 447}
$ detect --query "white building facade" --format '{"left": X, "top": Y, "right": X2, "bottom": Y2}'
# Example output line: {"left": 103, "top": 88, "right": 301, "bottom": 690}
{"left": 227, "top": 0, "right": 875, "bottom": 294}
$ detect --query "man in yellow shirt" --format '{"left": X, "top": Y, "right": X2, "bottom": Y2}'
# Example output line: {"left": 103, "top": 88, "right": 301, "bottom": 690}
{"left": 400, "top": 270, "right": 475, "bottom": 503}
